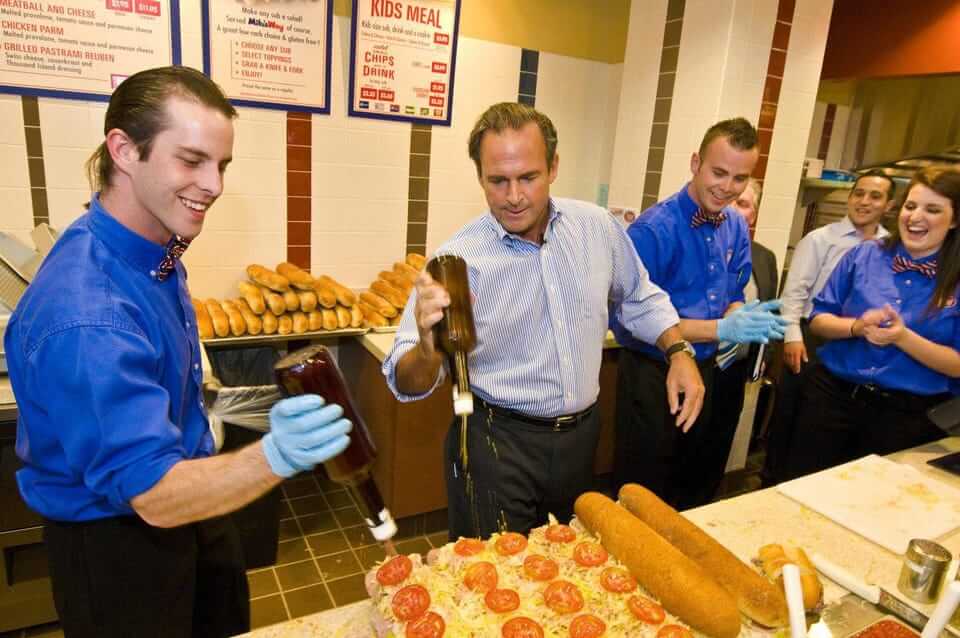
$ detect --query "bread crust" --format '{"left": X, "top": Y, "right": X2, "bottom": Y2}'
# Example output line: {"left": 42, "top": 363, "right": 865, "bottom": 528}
{"left": 192, "top": 299, "right": 214, "bottom": 339}
{"left": 574, "top": 492, "right": 741, "bottom": 638}
{"left": 316, "top": 275, "right": 357, "bottom": 307}
{"left": 757, "top": 544, "right": 823, "bottom": 611}
{"left": 619, "top": 484, "right": 789, "bottom": 628}
{"left": 275, "top": 262, "right": 315, "bottom": 291}
{"left": 360, "top": 291, "right": 398, "bottom": 318}
{"left": 246, "top": 264, "right": 290, "bottom": 292}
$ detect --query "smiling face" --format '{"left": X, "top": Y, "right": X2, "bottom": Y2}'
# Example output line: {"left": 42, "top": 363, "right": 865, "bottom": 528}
{"left": 847, "top": 175, "right": 893, "bottom": 232}
{"left": 689, "top": 136, "right": 758, "bottom": 214}
{"left": 115, "top": 95, "right": 234, "bottom": 244}
{"left": 477, "top": 122, "right": 558, "bottom": 243}
{"left": 899, "top": 183, "right": 956, "bottom": 259}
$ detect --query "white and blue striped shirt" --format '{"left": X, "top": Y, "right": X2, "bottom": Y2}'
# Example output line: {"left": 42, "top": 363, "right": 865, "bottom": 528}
{"left": 382, "top": 198, "right": 679, "bottom": 417}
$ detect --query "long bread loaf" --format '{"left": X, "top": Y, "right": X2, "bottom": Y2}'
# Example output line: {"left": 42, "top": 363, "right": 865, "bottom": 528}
{"left": 574, "top": 492, "right": 741, "bottom": 638}
{"left": 620, "top": 484, "right": 789, "bottom": 628}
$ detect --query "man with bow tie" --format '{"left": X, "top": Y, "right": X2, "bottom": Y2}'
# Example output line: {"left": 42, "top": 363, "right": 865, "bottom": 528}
{"left": 4, "top": 67, "right": 350, "bottom": 637}
{"left": 781, "top": 167, "right": 960, "bottom": 480}
{"left": 763, "top": 170, "right": 894, "bottom": 486}
{"left": 610, "top": 117, "right": 787, "bottom": 510}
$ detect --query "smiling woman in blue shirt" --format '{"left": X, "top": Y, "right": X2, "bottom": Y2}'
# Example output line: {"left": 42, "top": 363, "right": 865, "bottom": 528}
{"left": 783, "top": 168, "right": 960, "bottom": 479}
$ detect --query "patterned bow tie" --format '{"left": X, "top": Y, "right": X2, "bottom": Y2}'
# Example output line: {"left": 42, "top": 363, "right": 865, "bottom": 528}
{"left": 892, "top": 255, "right": 937, "bottom": 278}
{"left": 156, "top": 234, "right": 191, "bottom": 281}
{"left": 691, "top": 208, "right": 727, "bottom": 228}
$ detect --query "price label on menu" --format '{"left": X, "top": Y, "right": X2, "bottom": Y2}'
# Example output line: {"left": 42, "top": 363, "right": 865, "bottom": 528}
{"left": 203, "top": 0, "right": 333, "bottom": 113}
{"left": 349, "top": 0, "right": 460, "bottom": 126}
{"left": 0, "top": 0, "right": 180, "bottom": 101}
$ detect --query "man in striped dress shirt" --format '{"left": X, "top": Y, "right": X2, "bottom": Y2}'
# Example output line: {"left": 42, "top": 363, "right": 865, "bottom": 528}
{"left": 382, "top": 102, "right": 703, "bottom": 539}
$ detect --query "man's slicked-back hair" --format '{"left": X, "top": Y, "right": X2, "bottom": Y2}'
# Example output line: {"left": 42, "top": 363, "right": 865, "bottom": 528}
{"left": 697, "top": 117, "right": 759, "bottom": 158}
{"left": 467, "top": 102, "right": 558, "bottom": 177}
{"left": 86, "top": 66, "right": 237, "bottom": 193}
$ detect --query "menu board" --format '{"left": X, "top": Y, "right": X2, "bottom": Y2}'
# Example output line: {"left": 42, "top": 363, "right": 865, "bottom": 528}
{"left": 0, "top": 0, "right": 181, "bottom": 101}
{"left": 348, "top": 0, "right": 460, "bottom": 126}
{"left": 202, "top": 0, "right": 332, "bottom": 114}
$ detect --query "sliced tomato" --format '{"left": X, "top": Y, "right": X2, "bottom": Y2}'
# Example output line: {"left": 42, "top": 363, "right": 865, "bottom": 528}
{"left": 376, "top": 554, "right": 413, "bottom": 586}
{"left": 628, "top": 595, "right": 666, "bottom": 624}
{"left": 569, "top": 614, "right": 607, "bottom": 638}
{"left": 453, "top": 538, "right": 485, "bottom": 557}
{"left": 657, "top": 625, "right": 693, "bottom": 638}
{"left": 495, "top": 532, "right": 528, "bottom": 556}
{"left": 502, "top": 616, "right": 545, "bottom": 638}
{"left": 463, "top": 561, "right": 499, "bottom": 593}
{"left": 543, "top": 579, "right": 585, "bottom": 614}
{"left": 406, "top": 611, "right": 446, "bottom": 638}
{"left": 572, "top": 542, "right": 608, "bottom": 567}
{"left": 485, "top": 588, "right": 521, "bottom": 613}
{"left": 523, "top": 554, "right": 559, "bottom": 581}
{"left": 544, "top": 524, "right": 577, "bottom": 543}
{"left": 392, "top": 584, "right": 430, "bottom": 622}
{"left": 600, "top": 567, "right": 637, "bottom": 593}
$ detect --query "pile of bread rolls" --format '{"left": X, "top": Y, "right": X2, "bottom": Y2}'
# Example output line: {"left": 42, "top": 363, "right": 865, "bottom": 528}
{"left": 574, "top": 485, "right": 822, "bottom": 638}
{"left": 192, "top": 262, "right": 363, "bottom": 339}
{"left": 191, "top": 254, "right": 427, "bottom": 339}
{"left": 354, "top": 253, "right": 424, "bottom": 328}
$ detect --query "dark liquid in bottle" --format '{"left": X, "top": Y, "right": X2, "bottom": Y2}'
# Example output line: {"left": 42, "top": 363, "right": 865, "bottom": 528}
{"left": 274, "top": 345, "right": 385, "bottom": 519}
{"left": 427, "top": 255, "right": 477, "bottom": 357}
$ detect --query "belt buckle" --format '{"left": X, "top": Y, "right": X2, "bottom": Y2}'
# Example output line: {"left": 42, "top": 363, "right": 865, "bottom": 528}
{"left": 554, "top": 415, "right": 575, "bottom": 431}
{"left": 852, "top": 383, "right": 877, "bottom": 400}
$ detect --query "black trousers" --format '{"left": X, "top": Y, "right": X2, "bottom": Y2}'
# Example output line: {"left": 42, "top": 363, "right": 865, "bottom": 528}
{"left": 44, "top": 514, "right": 249, "bottom": 638}
{"left": 613, "top": 350, "right": 715, "bottom": 511}
{"left": 445, "top": 403, "right": 601, "bottom": 540}
{"left": 701, "top": 355, "right": 751, "bottom": 501}
{"left": 782, "top": 365, "right": 945, "bottom": 480}
{"left": 762, "top": 320, "right": 824, "bottom": 486}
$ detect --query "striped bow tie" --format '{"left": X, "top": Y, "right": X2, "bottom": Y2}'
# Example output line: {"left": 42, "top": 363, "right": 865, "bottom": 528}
{"left": 892, "top": 255, "right": 937, "bottom": 278}
{"left": 691, "top": 208, "right": 726, "bottom": 228}
{"left": 156, "top": 234, "right": 191, "bottom": 281}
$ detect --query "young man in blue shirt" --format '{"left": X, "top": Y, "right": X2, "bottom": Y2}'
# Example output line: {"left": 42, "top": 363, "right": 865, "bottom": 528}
{"left": 611, "top": 118, "right": 787, "bottom": 510}
{"left": 5, "top": 67, "right": 351, "bottom": 637}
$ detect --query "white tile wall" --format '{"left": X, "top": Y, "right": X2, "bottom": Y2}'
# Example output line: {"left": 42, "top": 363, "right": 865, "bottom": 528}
{"left": 537, "top": 52, "right": 619, "bottom": 204}
{"left": 0, "top": 95, "right": 33, "bottom": 248}
{"left": 608, "top": 0, "right": 669, "bottom": 208}
{"left": 757, "top": 0, "right": 834, "bottom": 271}
{"left": 427, "top": 35, "right": 518, "bottom": 254}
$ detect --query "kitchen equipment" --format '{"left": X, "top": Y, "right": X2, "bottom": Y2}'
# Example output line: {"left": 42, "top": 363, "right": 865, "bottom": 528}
{"left": 778, "top": 455, "right": 960, "bottom": 554}
{"left": 899, "top": 540, "right": 952, "bottom": 604}
{"left": 812, "top": 553, "right": 930, "bottom": 631}
{"left": 923, "top": 581, "right": 960, "bottom": 638}
{"left": 784, "top": 563, "right": 808, "bottom": 638}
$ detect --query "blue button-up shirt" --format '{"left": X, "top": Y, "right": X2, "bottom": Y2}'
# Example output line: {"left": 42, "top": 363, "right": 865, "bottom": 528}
{"left": 812, "top": 240, "right": 960, "bottom": 395}
{"left": 5, "top": 195, "right": 211, "bottom": 521}
{"left": 382, "top": 198, "right": 679, "bottom": 418}
{"left": 611, "top": 184, "right": 752, "bottom": 359}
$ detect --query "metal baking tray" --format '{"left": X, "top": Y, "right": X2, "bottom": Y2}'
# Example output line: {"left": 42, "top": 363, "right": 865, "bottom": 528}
{"left": 201, "top": 327, "right": 367, "bottom": 348}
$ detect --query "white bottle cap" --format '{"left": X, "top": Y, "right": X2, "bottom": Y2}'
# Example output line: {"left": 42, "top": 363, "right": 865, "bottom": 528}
{"left": 367, "top": 508, "right": 398, "bottom": 542}
{"left": 453, "top": 387, "right": 474, "bottom": 416}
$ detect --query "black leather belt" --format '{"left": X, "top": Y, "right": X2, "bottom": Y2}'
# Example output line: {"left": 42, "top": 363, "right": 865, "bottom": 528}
{"left": 477, "top": 398, "right": 596, "bottom": 431}
{"left": 825, "top": 369, "right": 950, "bottom": 413}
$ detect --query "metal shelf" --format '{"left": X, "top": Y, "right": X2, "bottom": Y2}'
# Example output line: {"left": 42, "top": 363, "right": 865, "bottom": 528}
{"left": 201, "top": 328, "right": 368, "bottom": 349}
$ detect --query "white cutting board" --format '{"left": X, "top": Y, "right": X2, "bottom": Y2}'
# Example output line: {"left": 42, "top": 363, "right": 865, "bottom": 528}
{"left": 777, "top": 454, "right": 960, "bottom": 554}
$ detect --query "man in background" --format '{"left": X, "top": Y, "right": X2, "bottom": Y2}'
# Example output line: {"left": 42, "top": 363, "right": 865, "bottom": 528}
{"left": 762, "top": 169, "right": 895, "bottom": 485}
{"left": 703, "top": 178, "right": 779, "bottom": 500}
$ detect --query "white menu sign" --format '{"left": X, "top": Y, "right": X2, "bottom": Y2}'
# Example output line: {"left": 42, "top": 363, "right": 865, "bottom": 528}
{"left": 203, "top": 0, "right": 332, "bottom": 113}
{"left": 0, "top": 0, "right": 180, "bottom": 101}
{"left": 349, "top": 0, "right": 460, "bottom": 126}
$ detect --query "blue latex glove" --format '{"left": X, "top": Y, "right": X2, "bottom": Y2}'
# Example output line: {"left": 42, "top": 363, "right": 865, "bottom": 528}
{"left": 262, "top": 394, "right": 352, "bottom": 478}
{"left": 717, "top": 299, "right": 790, "bottom": 344}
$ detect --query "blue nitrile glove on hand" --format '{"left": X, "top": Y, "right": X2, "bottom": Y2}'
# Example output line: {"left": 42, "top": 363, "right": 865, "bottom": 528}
{"left": 262, "top": 394, "right": 352, "bottom": 478}
{"left": 716, "top": 299, "right": 790, "bottom": 344}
